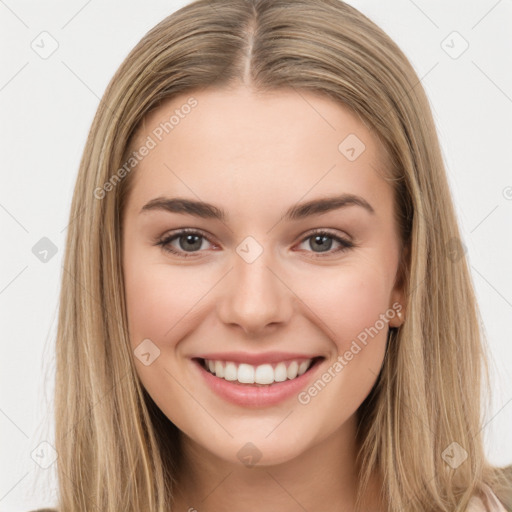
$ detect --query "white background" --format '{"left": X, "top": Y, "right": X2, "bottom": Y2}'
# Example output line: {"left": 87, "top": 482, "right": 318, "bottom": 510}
{"left": 1, "top": 0, "right": 511, "bottom": 510}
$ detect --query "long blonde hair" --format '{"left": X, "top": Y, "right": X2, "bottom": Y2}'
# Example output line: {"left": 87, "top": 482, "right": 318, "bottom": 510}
{"left": 55, "top": 0, "right": 511, "bottom": 510}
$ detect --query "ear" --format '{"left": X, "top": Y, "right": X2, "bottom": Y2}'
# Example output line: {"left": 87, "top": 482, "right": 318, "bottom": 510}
{"left": 388, "top": 243, "right": 409, "bottom": 328}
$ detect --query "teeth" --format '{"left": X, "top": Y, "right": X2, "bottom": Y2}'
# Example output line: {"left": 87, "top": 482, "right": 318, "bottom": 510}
{"left": 224, "top": 362, "right": 237, "bottom": 381}
{"left": 203, "top": 358, "right": 314, "bottom": 385}
{"left": 287, "top": 361, "right": 298, "bottom": 379}
{"left": 274, "top": 362, "right": 288, "bottom": 382}
{"left": 255, "top": 364, "right": 274, "bottom": 385}
{"left": 238, "top": 363, "right": 255, "bottom": 383}
{"left": 214, "top": 360, "right": 224, "bottom": 378}
{"left": 298, "top": 360, "right": 309, "bottom": 376}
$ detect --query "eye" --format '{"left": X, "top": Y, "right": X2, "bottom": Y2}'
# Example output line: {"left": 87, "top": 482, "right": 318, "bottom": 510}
{"left": 156, "top": 229, "right": 215, "bottom": 257}
{"left": 156, "top": 228, "right": 354, "bottom": 259}
{"left": 296, "top": 229, "right": 354, "bottom": 257}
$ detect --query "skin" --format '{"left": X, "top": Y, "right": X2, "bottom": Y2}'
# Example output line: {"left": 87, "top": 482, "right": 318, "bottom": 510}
{"left": 122, "top": 85, "right": 406, "bottom": 511}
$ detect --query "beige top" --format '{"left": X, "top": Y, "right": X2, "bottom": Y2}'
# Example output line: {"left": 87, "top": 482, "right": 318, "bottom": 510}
{"left": 466, "top": 485, "right": 507, "bottom": 511}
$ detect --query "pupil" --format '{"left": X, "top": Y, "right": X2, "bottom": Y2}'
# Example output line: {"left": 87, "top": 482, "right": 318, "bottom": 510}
{"left": 180, "top": 234, "right": 202, "bottom": 251}
{"left": 311, "top": 235, "right": 332, "bottom": 252}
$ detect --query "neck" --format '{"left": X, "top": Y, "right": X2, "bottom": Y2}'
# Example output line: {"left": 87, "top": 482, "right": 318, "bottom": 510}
{"left": 171, "top": 415, "right": 383, "bottom": 512}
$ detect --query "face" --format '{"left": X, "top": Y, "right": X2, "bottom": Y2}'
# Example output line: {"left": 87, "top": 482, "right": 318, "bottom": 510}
{"left": 122, "top": 85, "right": 405, "bottom": 468}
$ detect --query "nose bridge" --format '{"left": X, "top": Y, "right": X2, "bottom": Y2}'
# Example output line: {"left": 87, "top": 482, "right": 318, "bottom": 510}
{"left": 217, "top": 238, "right": 293, "bottom": 333}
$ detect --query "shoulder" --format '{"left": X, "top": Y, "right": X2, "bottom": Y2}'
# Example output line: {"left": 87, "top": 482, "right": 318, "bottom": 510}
{"left": 466, "top": 485, "right": 507, "bottom": 512}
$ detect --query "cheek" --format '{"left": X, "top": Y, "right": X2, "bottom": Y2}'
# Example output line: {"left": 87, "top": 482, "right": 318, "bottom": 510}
{"left": 123, "top": 249, "right": 212, "bottom": 347}
{"left": 295, "top": 259, "right": 392, "bottom": 348}
{"left": 292, "top": 264, "right": 391, "bottom": 421}
{"left": 122, "top": 251, "right": 214, "bottom": 426}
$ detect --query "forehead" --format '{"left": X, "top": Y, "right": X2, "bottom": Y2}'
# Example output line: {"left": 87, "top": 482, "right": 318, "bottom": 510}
{"left": 125, "top": 86, "right": 394, "bottom": 220}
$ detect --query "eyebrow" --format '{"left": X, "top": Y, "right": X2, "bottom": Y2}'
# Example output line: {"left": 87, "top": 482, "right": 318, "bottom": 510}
{"left": 140, "top": 193, "right": 375, "bottom": 221}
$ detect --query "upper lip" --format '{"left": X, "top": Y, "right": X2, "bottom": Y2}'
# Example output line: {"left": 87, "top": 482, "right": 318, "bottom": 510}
{"left": 192, "top": 351, "right": 323, "bottom": 366}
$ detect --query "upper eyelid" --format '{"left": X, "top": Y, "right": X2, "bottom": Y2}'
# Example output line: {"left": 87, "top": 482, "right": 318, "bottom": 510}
{"left": 159, "top": 228, "right": 215, "bottom": 245}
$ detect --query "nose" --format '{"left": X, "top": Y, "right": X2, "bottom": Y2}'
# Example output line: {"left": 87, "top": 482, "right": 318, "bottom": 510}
{"left": 217, "top": 251, "right": 294, "bottom": 336}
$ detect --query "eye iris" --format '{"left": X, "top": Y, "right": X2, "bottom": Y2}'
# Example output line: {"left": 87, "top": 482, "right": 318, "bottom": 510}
{"left": 179, "top": 234, "right": 202, "bottom": 251}
{"left": 310, "top": 234, "right": 332, "bottom": 252}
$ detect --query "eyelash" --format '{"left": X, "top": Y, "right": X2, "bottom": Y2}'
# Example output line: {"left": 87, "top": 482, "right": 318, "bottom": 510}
{"left": 156, "top": 228, "right": 355, "bottom": 259}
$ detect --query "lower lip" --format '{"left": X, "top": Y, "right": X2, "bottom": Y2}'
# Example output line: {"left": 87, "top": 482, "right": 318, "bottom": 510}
{"left": 191, "top": 357, "right": 324, "bottom": 408}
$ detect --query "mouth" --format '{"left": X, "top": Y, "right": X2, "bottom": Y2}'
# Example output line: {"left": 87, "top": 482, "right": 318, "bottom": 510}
{"left": 192, "top": 356, "right": 325, "bottom": 387}
{"left": 190, "top": 355, "right": 326, "bottom": 407}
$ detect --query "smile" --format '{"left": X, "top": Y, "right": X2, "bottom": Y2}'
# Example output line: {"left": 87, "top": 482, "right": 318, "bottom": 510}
{"left": 199, "top": 357, "right": 318, "bottom": 385}
{"left": 191, "top": 356, "right": 325, "bottom": 407}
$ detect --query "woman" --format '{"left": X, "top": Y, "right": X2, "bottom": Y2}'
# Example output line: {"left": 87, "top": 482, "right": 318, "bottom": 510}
{"left": 41, "top": 0, "right": 512, "bottom": 510}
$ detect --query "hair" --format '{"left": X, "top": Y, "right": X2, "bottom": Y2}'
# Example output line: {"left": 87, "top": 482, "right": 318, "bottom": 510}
{"left": 54, "top": 0, "right": 512, "bottom": 510}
